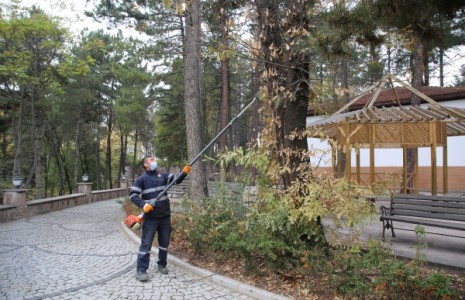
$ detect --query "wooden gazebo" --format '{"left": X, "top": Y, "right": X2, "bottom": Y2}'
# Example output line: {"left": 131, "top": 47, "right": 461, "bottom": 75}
{"left": 307, "top": 74, "right": 465, "bottom": 195}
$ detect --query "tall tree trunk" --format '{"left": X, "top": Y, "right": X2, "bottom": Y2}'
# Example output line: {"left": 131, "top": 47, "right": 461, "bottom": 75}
{"left": 219, "top": 4, "right": 234, "bottom": 181}
{"left": 1, "top": 134, "right": 7, "bottom": 181}
{"left": 184, "top": 0, "right": 208, "bottom": 203}
{"left": 95, "top": 125, "right": 102, "bottom": 190}
{"left": 387, "top": 35, "right": 392, "bottom": 74}
{"left": 119, "top": 132, "right": 127, "bottom": 180}
{"left": 256, "top": 0, "right": 324, "bottom": 245}
{"left": 219, "top": 59, "right": 231, "bottom": 150}
{"left": 47, "top": 126, "right": 66, "bottom": 195}
{"left": 257, "top": 0, "right": 310, "bottom": 187}
{"left": 407, "top": 34, "right": 425, "bottom": 192}
{"left": 13, "top": 90, "right": 25, "bottom": 179}
{"left": 44, "top": 154, "right": 50, "bottom": 197}
{"left": 59, "top": 144, "right": 73, "bottom": 194}
{"left": 439, "top": 48, "right": 444, "bottom": 87}
{"left": 30, "top": 89, "right": 43, "bottom": 199}
{"left": 338, "top": 58, "right": 350, "bottom": 177}
{"left": 132, "top": 129, "right": 138, "bottom": 182}
{"left": 51, "top": 145, "right": 64, "bottom": 195}
{"left": 423, "top": 53, "right": 430, "bottom": 86}
{"left": 106, "top": 112, "right": 113, "bottom": 189}
{"left": 411, "top": 35, "right": 424, "bottom": 105}
{"left": 248, "top": 73, "right": 261, "bottom": 185}
{"left": 74, "top": 118, "right": 81, "bottom": 191}
{"left": 369, "top": 41, "right": 382, "bottom": 83}
{"left": 219, "top": 4, "right": 231, "bottom": 152}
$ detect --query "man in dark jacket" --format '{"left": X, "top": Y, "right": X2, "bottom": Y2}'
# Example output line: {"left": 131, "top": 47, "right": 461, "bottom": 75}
{"left": 129, "top": 155, "right": 190, "bottom": 282}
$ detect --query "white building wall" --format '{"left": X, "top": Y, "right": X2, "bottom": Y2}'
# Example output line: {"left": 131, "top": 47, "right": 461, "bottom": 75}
{"left": 307, "top": 99, "right": 465, "bottom": 167}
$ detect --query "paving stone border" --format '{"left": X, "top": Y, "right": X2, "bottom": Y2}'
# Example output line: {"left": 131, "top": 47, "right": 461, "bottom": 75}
{"left": 120, "top": 221, "right": 291, "bottom": 300}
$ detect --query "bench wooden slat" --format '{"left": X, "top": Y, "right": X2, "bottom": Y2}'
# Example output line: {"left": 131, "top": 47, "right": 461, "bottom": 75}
{"left": 393, "top": 198, "right": 465, "bottom": 209}
{"left": 381, "top": 216, "right": 465, "bottom": 231}
{"left": 392, "top": 204, "right": 465, "bottom": 215}
{"left": 395, "top": 194, "right": 465, "bottom": 202}
{"left": 391, "top": 209, "right": 465, "bottom": 222}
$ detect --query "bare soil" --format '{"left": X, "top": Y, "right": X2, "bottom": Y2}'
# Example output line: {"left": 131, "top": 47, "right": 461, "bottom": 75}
{"left": 167, "top": 234, "right": 465, "bottom": 299}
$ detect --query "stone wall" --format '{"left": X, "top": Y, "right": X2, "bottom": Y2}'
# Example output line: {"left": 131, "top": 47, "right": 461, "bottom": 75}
{"left": 0, "top": 183, "right": 129, "bottom": 223}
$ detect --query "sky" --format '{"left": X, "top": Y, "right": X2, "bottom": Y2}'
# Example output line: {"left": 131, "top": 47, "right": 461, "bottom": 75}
{"left": 11, "top": 0, "right": 111, "bottom": 34}
{"left": 6, "top": 0, "right": 465, "bottom": 86}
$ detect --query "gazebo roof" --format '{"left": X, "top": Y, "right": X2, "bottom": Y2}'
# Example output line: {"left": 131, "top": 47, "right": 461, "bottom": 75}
{"left": 308, "top": 105, "right": 465, "bottom": 138}
{"left": 307, "top": 74, "right": 463, "bottom": 194}
{"left": 307, "top": 74, "right": 465, "bottom": 146}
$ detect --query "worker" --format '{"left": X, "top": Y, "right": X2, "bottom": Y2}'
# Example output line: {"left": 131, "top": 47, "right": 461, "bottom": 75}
{"left": 129, "top": 155, "right": 191, "bottom": 282}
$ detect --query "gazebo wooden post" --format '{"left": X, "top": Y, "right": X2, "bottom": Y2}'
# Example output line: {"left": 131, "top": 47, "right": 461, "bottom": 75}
{"left": 443, "top": 144, "right": 448, "bottom": 194}
{"left": 345, "top": 149, "right": 351, "bottom": 180}
{"left": 402, "top": 146, "right": 407, "bottom": 194}
{"left": 345, "top": 123, "right": 351, "bottom": 180}
{"left": 431, "top": 144, "right": 437, "bottom": 195}
{"left": 431, "top": 123, "right": 438, "bottom": 195}
{"left": 414, "top": 147, "right": 419, "bottom": 193}
{"left": 356, "top": 149, "right": 361, "bottom": 184}
{"left": 369, "top": 125, "right": 375, "bottom": 188}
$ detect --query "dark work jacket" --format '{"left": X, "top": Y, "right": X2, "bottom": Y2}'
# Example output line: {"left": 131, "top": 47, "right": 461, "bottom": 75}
{"left": 129, "top": 169, "right": 187, "bottom": 218}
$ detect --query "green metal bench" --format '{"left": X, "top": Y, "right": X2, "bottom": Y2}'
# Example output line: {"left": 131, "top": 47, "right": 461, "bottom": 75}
{"left": 380, "top": 194, "right": 465, "bottom": 241}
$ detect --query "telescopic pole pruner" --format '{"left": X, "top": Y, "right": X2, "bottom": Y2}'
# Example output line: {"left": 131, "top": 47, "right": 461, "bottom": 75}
{"left": 124, "top": 95, "right": 259, "bottom": 228}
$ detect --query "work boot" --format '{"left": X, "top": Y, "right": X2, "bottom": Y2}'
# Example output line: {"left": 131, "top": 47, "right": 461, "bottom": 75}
{"left": 136, "top": 269, "right": 149, "bottom": 282}
{"left": 158, "top": 265, "right": 169, "bottom": 274}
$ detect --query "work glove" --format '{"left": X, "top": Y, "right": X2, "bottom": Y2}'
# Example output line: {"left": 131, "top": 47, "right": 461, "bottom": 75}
{"left": 183, "top": 164, "right": 191, "bottom": 174}
{"left": 143, "top": 203, "right": 153, "bottom": 213}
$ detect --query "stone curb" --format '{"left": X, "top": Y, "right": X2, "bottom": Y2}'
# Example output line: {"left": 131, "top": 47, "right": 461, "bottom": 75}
{"left": 120, "top": 222, "right": 291, "bottom": 300}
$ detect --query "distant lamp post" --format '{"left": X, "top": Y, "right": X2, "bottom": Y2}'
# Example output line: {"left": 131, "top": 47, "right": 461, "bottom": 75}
{"left": 12, "top": 176, "right": 23, "bottom": 188}
{"left": 82, "top": 174, "right": 89, "bottom": 182}
{"left": 121, "top": 174, "right": 127, "bottom": 181}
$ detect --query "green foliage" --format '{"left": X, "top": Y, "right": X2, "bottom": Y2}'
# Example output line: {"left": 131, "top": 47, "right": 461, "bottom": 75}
{"left": 327, "top": 240, "right": 456, "bottom": 299}
{"left": 180, "top": 182, "right": 296, "bottom": 273}
{"left": 414, "top": 224, "right": 428, "bottom": 263}
{"left": 153, "top": 58, "right": 187, "bottom": 166}
{"left": 175, "top": 144, "right": 459, "bottom": 298}
{"left": 423, "top": 272, "right": 453, "bottom": 299}
{"left": 220, "top": 146, "right": 375, "bottom": 233}
{"left": 178, "top": 146, "right": 375, "bottom": 274}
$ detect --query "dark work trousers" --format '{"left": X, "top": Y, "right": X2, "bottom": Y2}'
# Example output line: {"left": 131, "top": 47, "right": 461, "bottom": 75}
{"left": 137, "top": 215, "right": 171, "bottom": 272}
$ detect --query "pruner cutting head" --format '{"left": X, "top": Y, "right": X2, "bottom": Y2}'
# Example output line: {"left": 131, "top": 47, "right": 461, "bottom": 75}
{"left": 124, "top": 214, "right": 142, "bottom": 230}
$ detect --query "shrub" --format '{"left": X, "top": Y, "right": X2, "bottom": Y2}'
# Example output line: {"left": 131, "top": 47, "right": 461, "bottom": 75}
{"left": 173, "top": 146, "right": 457, "bottom": 298}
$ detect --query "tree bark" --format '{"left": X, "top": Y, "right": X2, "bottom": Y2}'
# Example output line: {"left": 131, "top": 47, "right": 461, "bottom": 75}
{"left": 184, "top": 0, "right": 208, "bottom": 203}
{"left": 44, "top": 154, "right": 50, "bottom": 197}
{"left": 74, "top": 118, "right": 81, "bottom": 190}
{"left": 51, "top": 145, "right": 64, "bottom": 195}
{"left": 423, "top": 53, "right": 430, "bottom": 86}
{"left": 119, "top": 131, "right": 127, "bottom": 180}
{"left": 95, "top": 123, "right": 102, "bottom": 190}
{"left": 106, "top": 112, "right": 113, "bottom": 189}
{"left": 439, "top": 48, "right": 444, "bottom": 87}
{"left": 338, "top": 58, "right": 350, "bottom": 177}
{"left": 1, "top": 134, "right": 8, "bottom": 181}
{"left": 257, "top": 0, "right": 310, "bottom": 187}
{"left": 29, "top": 87, "right": 43, "bottom": 199}
{"left": 219, "top": 5, "right": 231, "bottom": 152}
{"left": 12, "top": 91, "right": 24, "bottom": 179}
{"left": 132, "top": 129, "right": 139, "bottom": 181}
{"left": 407, "top": 33, "right": 424, "bottom": 192}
